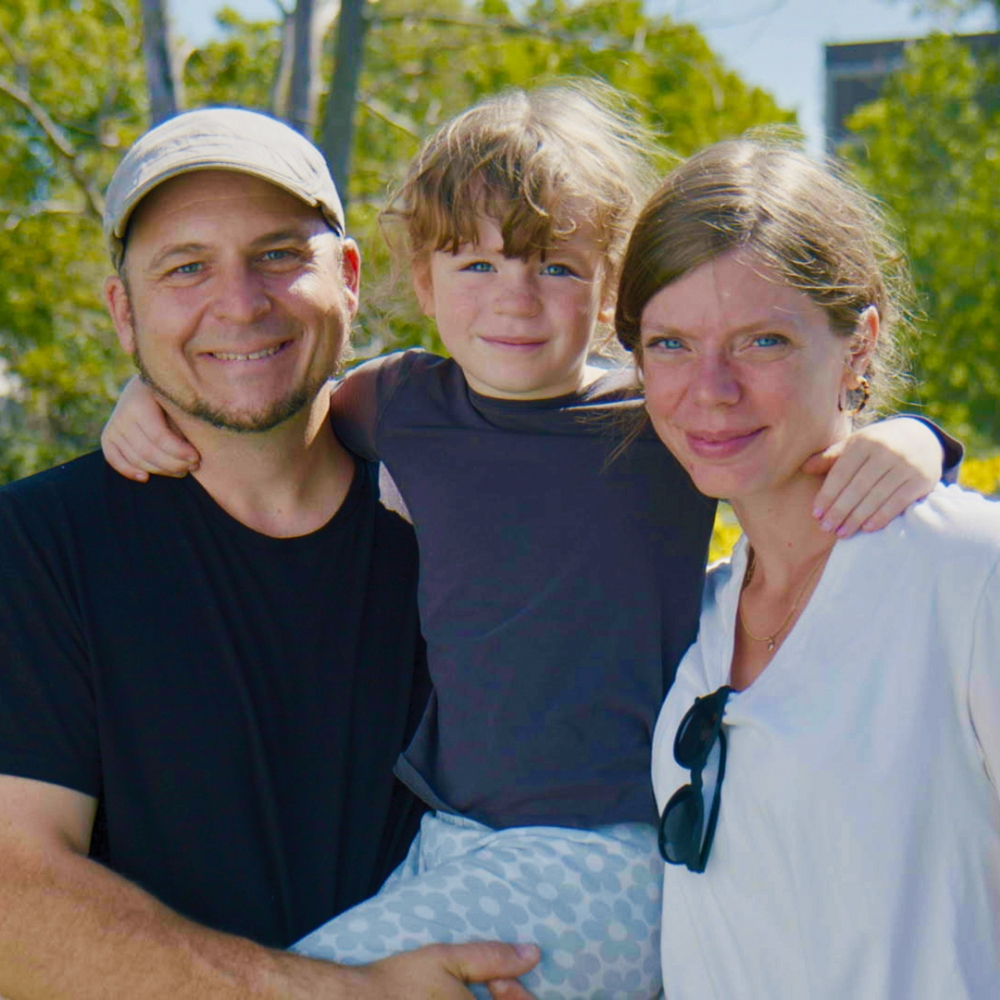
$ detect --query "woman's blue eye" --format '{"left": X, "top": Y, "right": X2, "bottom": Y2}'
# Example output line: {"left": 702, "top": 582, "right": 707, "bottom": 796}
{"left": 649, "top": 337, "right": 683, "bottom": 351}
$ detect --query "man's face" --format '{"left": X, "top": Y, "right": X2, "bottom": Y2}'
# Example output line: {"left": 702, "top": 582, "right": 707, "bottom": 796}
{"left": 105, "top": 170, "right": 359, "bottom": 433}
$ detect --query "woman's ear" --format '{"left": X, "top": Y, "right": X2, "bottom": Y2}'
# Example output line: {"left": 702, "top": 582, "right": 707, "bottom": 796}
{"left": 848, "top": 306, "right": 880, "bottom": 378}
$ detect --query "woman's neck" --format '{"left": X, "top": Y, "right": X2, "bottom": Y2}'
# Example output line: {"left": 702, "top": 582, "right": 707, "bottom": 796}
{"left": 729, "top": 473, "right": 838, "bottom": 690}
{"left": 731, "top": 473, "right": 835, "bottom": 585}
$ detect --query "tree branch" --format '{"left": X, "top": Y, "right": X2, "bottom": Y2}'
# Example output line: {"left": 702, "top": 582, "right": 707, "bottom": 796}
{"left": 369, "top": 12, "right": 621, "bottom": 48}
{"left": 1, "top": 200, "right": 87, "bottom": 231}
{"left": 0, "top": 75, "right": 105, "bottom": 221}
{"left": 358, "top": 95, "right": 420, "bottom": 139}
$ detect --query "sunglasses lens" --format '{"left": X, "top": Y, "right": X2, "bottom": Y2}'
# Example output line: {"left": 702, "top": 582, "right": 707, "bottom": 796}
{"left": 674, "top": 698, "right": 722, "bottom": 767}
{"left": 659, "top": 784, "right": 703, "bottom": 865}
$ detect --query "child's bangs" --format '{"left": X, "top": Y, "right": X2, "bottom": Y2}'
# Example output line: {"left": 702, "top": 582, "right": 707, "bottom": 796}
{"left": 432, "top": 176, "right": 591, "bottom": 260}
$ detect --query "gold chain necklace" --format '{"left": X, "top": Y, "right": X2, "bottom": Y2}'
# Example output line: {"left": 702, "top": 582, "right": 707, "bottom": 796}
{"left": 738, "top": 547, "right": 827, "bottom": 653}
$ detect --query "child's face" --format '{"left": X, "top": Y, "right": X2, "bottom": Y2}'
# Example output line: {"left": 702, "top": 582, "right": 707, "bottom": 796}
{"left": 413, "top": 216, "right": 613, "bottom": 399}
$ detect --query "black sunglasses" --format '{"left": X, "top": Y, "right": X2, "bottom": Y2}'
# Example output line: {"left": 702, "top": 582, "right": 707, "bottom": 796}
{"left": 658, "top": 685, "right": 733, "bottom": 873}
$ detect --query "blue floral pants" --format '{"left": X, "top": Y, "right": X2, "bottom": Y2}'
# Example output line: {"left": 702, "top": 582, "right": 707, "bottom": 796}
{"left": 292, "top": 811, "right": 664, "bottom": 999}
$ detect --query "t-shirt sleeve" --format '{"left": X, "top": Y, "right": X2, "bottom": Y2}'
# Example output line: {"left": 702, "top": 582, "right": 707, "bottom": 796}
{"left": 0, "top": 488, "right": 101, "bottom": 796}
{"left": 329, "top": 351, "right": 421, "bottom": 461}
{"left": 968, "top": 557, "right": 1000, "bottom": 792}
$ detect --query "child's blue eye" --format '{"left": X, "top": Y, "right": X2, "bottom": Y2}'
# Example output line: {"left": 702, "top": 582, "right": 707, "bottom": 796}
{"left": 541, "top": 263, "right": 575, "bottom": 277}
{"left": 463, "top": 261, "right": 495, "bottom": 273}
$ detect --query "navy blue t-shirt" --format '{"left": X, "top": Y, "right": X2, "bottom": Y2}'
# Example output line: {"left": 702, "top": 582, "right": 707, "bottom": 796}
{"left": 331, "top": 352, "right": 718, "bottom": 830}
{"left": 0, "top": 452, "right": 428, "bottom": 947}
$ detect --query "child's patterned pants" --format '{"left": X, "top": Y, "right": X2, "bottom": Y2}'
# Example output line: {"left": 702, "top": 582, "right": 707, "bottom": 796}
{"left": 292, "top": 811, "right": 663, "bottom": 999}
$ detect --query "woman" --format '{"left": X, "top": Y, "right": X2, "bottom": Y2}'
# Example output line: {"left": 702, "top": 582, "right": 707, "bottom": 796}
{"left": 615, "top": 140, "right": 1000, "bottom": 998}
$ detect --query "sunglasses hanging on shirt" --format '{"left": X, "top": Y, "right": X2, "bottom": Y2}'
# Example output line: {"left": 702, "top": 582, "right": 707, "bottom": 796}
{"left": 658, "top": 685, "right": 733, "bottom": 873}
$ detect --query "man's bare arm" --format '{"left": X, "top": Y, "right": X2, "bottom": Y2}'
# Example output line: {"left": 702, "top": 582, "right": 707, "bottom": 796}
{"left": 0, "top": 775, "right": 538, "bottom": 1000}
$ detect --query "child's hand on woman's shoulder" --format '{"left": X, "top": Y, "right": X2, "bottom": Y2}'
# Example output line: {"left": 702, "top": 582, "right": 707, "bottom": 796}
{"left": 804, "top": 416, "right": 945, "bottom": 538}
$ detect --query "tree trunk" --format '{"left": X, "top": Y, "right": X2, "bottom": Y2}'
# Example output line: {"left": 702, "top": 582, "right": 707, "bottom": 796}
{"left": 288, "top": 0, "right": 315, "bottom": 134}
{"left": 139, "top": 0, "right": 179, "bottom": 125}
{"left": 319, "top": 0, "right": 369, "bottom": 209}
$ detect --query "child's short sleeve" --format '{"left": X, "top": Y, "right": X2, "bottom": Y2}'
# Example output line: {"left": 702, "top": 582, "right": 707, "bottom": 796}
{"left": 329, "top": 351, "right": 425, "bottom": 460}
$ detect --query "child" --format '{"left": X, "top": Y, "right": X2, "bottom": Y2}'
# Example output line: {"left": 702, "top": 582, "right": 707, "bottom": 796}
{"left": 102, "top": 84, "right": 955, "bottom": 998}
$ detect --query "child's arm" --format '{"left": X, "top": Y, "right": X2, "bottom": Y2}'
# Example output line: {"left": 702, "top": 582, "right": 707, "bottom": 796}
{"left": 101, "top": 353, "right": 421, "bottom": 480}
{"left": 805, "top": 416, "right": 960, "bottom": 538}
{"left": 101, "top": 377, "right": 200, "bottom": 481}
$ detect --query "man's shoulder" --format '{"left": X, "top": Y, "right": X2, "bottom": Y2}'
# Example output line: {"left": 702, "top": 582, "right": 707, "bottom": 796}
{"left": 0, "top": 451, "right": 192, "bottom": 551}
{"left": 1, "top": 450, "right": 107, "bottom": 499}
{"left": 0, "top": 451, "right": 117, "bottom": 527}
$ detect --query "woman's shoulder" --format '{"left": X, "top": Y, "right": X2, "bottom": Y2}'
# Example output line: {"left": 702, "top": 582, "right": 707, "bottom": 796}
{"left": 905, "top": 484, "right": 1000, "bottom": 552}
{"left": 846, "top": 485, "right": 1000, "bottom": 602}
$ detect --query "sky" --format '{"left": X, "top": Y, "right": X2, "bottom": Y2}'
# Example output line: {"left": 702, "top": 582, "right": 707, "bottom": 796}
{"left": 169, "top": 0, "right": 996, "bottom": 152}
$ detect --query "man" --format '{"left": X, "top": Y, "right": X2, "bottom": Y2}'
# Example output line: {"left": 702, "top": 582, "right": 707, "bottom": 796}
{"left": 0, "top": 108, "right": 537, "bottom": 999}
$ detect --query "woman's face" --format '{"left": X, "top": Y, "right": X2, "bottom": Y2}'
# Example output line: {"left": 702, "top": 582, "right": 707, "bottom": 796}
{"left": 639, "top": 251, "right": 867, "bottom": 502}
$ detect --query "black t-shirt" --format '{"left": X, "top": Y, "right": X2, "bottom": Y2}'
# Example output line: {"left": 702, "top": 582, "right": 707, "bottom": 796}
{"left": 0, "top": 451, "right": 428, "bottom": 947}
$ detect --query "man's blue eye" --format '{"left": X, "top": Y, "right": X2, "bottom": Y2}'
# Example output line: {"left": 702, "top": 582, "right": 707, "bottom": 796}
{"left": 261, "top": 249, "right": 293, "bottom": 262}
{"left": 173, "top": 262, "right": 201, "bottom": 275}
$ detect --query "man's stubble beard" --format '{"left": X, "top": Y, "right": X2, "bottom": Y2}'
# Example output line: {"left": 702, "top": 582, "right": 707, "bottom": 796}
{"left": 131, "top": 342, "right": 335, "bottom": 435}
{"left": 132, "top": 346, "right": 336, "bottom": 434}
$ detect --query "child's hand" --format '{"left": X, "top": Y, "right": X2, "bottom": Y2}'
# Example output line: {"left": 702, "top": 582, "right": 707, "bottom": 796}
{"left": 803, "top": 417, "right": 944, "bottom": 538}
{"left": 101, "top": 376, "right": 200, "bottom": 481}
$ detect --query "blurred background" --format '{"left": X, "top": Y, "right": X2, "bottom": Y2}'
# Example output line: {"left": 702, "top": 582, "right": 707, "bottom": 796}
{"left": 2, "top": 0, "right": 999, "bottom": 495}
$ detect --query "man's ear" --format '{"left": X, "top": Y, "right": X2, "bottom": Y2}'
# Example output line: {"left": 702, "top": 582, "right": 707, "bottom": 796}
{"left": 105, "top": 274, "right": 136, "bottom": 354}
{"left": 339, "top": 238, "right": 361, "bottom": 316}
{"left": 412, "top": 258, "right": 435, "bottom": 319}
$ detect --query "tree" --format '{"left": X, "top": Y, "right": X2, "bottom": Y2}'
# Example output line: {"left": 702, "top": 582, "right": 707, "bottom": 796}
{"left": 139, "top": 0, "right": 181, "bottom": 123}
{"left": 0, "top": 0, "right": 146, "bottom": 482}
{"left": 846, "top": 32, "right": 1000, "bottom": 446}
{"left": 320, "top": 0, "right": 369, "bottom": 198}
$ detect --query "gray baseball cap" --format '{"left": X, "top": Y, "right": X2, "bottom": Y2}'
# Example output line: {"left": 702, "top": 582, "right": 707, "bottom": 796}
{"left": 104, "top": 107, "right": 345, "bottom": 267}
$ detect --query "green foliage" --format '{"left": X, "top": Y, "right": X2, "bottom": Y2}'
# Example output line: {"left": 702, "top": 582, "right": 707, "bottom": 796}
{"left": 846, "top": 33, "right": 1000, "bottom": 446}
{"left": 183, "top": 8, "right": 283, "bottom": 110}
{"left": 0, "top": 0, "right": 145, "bottom": 482}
